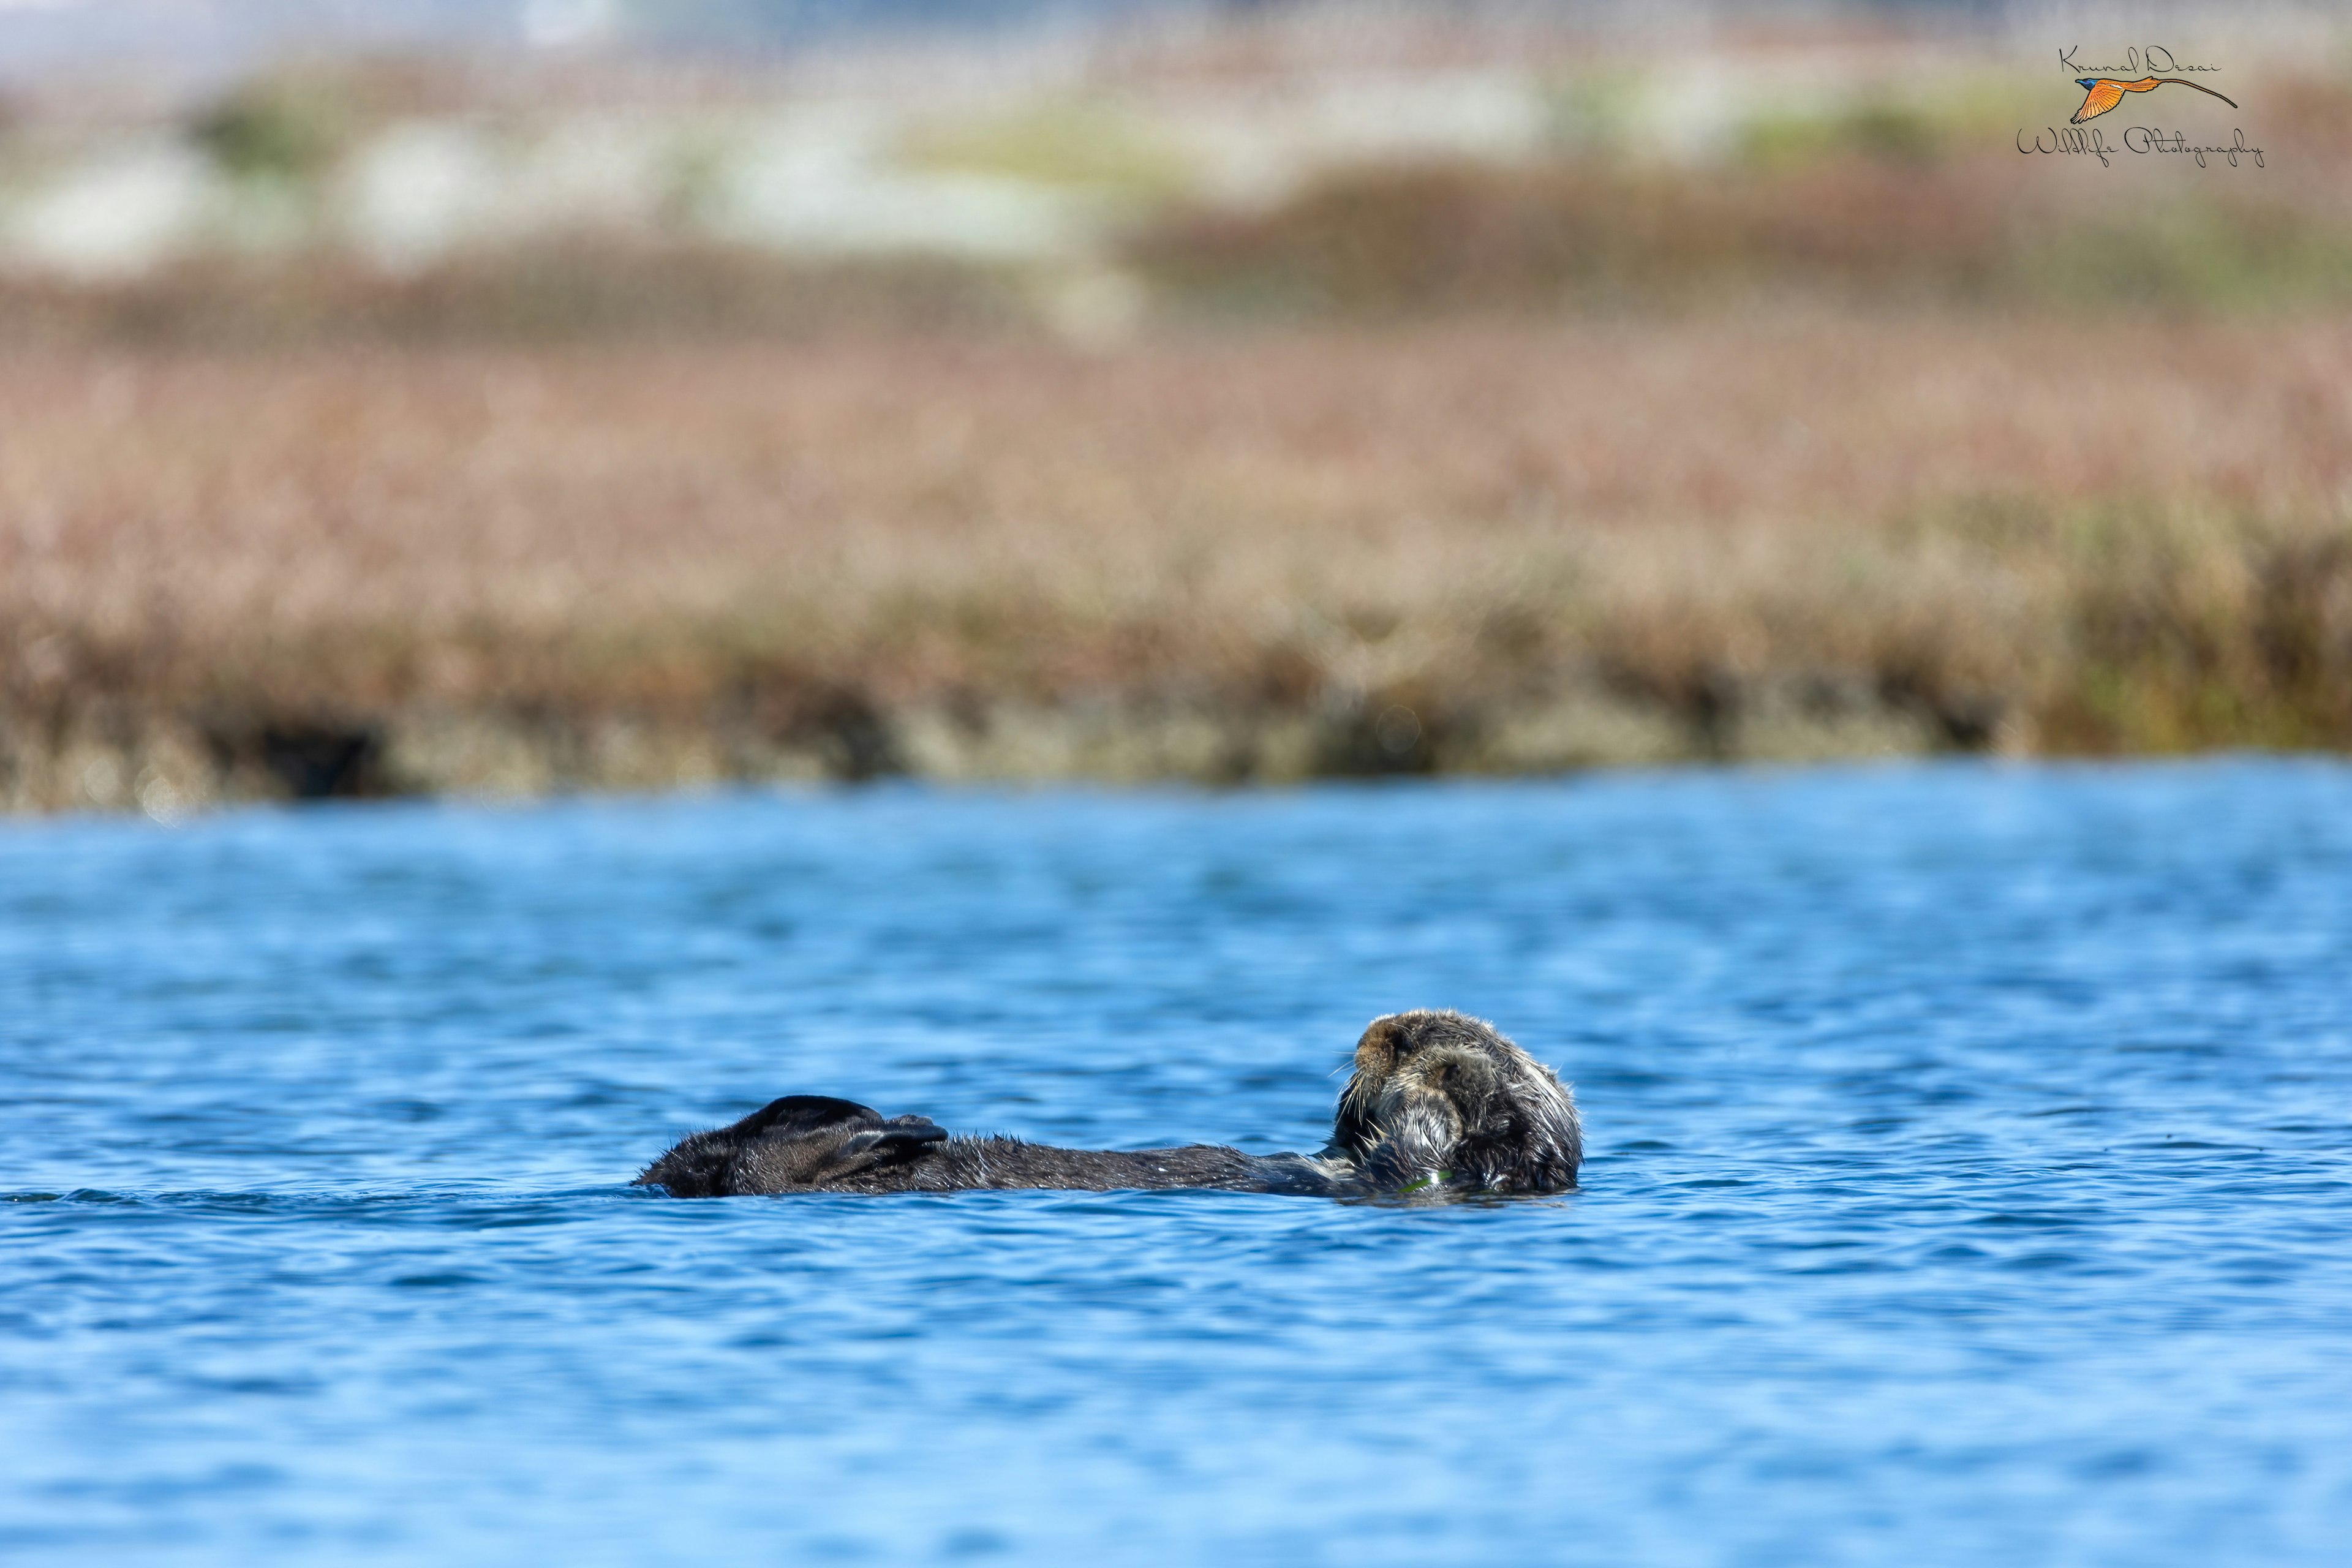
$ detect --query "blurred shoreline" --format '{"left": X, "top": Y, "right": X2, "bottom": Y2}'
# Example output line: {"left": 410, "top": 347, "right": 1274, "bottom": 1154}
{"left": 9, "top": 312, "right": 2348, "bottom": 815}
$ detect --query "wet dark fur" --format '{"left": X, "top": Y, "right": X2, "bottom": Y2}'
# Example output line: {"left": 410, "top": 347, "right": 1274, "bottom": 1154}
{"left": 1322, "top": 1009, "right": 1583, "bottom": 1194}
{"left": 638, "top": 1010, "right": 1579, "bottom": 1199}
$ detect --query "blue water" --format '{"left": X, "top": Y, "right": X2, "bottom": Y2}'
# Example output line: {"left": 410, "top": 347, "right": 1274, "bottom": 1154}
{"left": 6, "top": 763, "right": 2351, "bottom": 1564}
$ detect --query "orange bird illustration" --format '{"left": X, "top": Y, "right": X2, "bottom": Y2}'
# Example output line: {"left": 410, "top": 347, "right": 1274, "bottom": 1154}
{"left": 2071, "top": 76, "right": 2237, "bottom": 124}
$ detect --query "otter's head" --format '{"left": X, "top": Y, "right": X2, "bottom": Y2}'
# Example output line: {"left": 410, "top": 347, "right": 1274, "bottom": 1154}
{"left": 1327, "top": 1011, "right": 1581, "bottom": 1195}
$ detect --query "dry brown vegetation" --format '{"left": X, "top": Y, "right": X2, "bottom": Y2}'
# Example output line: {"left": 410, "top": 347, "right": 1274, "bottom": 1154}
{"left": 6, "top": 311, "right": 2351, "bottom": 809}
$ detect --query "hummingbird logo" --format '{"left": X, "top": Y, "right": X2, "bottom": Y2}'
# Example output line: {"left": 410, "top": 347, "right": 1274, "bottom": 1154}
{"left": 2070, "top": 76, "right": 2237, "bottom": 124}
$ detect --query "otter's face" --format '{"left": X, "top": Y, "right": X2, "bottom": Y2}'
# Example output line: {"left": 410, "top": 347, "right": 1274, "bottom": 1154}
{"left": 1329, "top": 1011, "right": 1581, "bottom": 1194}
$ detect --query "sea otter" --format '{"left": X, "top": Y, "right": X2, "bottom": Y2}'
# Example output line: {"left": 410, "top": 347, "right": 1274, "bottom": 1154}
{"left": 638, "top": 1010, "right": 1580, "bottom": 1199}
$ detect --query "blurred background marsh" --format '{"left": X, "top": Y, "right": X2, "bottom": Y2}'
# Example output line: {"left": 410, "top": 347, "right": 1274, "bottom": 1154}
{"left": 4, "top": 0, "right": 2348, "bottom": 814}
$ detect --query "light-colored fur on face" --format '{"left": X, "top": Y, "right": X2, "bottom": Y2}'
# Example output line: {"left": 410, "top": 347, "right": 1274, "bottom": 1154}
{"left": 1327, "top": 1010, "right": 1581, "bottom": 1194}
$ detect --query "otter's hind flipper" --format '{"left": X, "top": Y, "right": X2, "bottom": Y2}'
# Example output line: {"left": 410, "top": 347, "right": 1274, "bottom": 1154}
{"left": 638, "top": 1096, "right": 946, "bottom": 1196}
{"left": 733, "top": 1095, "right": 889, "bottom": 1142}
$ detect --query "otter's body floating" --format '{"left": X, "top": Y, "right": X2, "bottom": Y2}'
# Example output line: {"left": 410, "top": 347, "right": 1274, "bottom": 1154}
{"left": 637, "top": 1011, "right": 1581, "bottom": 1199}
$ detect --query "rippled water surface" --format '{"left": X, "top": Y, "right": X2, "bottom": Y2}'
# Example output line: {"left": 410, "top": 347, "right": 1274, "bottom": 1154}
{"left": 6, "top": 764, "right": 2352, "bottom": 1564}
